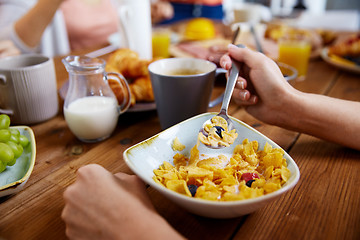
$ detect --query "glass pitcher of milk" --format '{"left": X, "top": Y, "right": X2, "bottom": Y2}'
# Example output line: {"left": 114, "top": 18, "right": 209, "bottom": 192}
{"left": 62, "top": 55, "right": 131, "bottom": 142}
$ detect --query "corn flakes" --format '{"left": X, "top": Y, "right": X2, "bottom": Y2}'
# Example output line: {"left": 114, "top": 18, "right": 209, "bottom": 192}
{"left": 153, "top": 138, "right": 291, "bottom": 201}
{"left": 199, "top": 116, "right": 238, "bottom": 148}
{"left": 172, "top": 137, "right": 186, "bottom": 151}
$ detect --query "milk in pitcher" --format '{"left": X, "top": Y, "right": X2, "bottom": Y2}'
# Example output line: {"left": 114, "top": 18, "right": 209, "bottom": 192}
{"left": 64, "top": 96, "right": 119, "bottom": 141}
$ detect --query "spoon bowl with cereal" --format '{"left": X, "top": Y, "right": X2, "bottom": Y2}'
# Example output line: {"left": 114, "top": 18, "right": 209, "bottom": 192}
{"left": 199, "top": 44, "right": 244, "bottom": 149}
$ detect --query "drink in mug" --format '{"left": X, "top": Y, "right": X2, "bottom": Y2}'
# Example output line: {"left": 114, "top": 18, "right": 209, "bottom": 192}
{"left": 278, "top": 39, "right": 311, "bottom": 80}
{"left": 64, "top": 96, "right": 119, "bottom": 142}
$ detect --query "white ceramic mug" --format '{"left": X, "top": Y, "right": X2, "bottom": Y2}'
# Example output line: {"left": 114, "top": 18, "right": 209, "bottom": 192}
{"left": 116, "top": 0, "right": 152, "bottom": 59}
{"left": 0, "top": 54, "right": 59, "bottom": 124}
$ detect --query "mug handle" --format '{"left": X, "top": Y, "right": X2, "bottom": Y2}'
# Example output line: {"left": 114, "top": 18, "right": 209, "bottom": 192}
{"left": 0, "top": 74, "right": 14, "bottom": 115}
{"left": 208, "top": 68, "right": 227, "bottom": 108}
{"left": 106, "top": 72, "right": 132, "bottom": 114}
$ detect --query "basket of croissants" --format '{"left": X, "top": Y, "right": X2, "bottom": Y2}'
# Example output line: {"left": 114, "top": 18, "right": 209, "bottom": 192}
{"left": 105, "top": 48, "right": 158, "bottom": 107}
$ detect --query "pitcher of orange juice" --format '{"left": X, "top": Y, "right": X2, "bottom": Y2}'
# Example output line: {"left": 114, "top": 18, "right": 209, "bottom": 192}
{"left": 62, "top": 56, "right": 131, "bottom": 142}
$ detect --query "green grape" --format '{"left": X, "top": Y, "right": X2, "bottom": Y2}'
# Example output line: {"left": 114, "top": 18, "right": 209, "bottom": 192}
{"left": 10, "top": 129, "right": 20, "bottom": 137}
{"left": 7, "top": 141, "right": 23, "bottom": 159}
{"left": 9, "top": 134, "right": 19, "bottom": 144}
{"left": 0, "top": 142, "right": 14, "bottom": 165}
{"left": 19, "top": 135, "right": 30, "bottom": 148}
{"left": 0, "top": 114, "right": 10, "bottom": 129}
{"left": 0, "top": 129, "right": 11, "bottom": 143}
{"left": 0, "top": 160, "right": 6, "bottom": 173}
{"left": 9, "top": 129, "right": 20, "bottom": 143}
{"left": 7, "top": 156, "right": 17, "bottom": 166}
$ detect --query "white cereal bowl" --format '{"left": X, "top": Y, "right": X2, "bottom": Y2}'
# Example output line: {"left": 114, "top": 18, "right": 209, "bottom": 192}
{"left": 123, "top": 112, "right": 300, "bottom": 218}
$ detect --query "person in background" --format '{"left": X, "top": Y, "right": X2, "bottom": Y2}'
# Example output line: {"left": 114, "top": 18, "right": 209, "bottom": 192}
{"left": 0, "top": 40, "right": 20, "bottom": 58}
{"left": 61, "top": 44, "right": 360, "bottom": 239}
{"left": 157, "top": 0, "right": 223, "bottom": 24}
{"left": 0, "top": 0, "right": 173, "bottom": 57}
{"left": 152, "top": 0, "right": 175, "bottom": 24}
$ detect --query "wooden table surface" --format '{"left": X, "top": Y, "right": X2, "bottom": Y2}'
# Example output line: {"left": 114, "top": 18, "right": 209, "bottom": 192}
{"left": 0, "top": 45, "right": 359, "bottom": 240}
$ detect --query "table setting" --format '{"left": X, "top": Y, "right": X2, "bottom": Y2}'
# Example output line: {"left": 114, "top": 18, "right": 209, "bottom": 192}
{"left": 0, "top": 4, "right": 360, "bottom": 239}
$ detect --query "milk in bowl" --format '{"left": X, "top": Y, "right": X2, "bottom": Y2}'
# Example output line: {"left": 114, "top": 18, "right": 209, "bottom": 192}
{"left": 64, "top": 96, "right": 119, "bottom": 142}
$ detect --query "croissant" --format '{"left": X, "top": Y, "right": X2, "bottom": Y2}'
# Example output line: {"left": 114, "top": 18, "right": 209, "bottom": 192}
{"left": 107, "top": 78, "right": 131, "bottom": 107}
{"left": 328, "top": 34, "right": 360, "bottom": 56}
{"left": 106, "top": 49, "right": 150, "bottom": 79}
{"left": 130, "top": 76, "right": 154, "bottom": 103}
{"left": 106, "top": 48, "right": 156, "bottom": 106}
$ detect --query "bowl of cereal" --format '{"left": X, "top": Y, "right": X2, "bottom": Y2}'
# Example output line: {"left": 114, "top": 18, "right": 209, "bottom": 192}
{"left": 123, "top": 112, "right": 300, "bottom": 218}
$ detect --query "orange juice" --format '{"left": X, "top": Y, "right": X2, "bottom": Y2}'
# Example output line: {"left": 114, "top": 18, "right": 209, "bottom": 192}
{"left": 278, "top": 40, "right": 311, "bottom": 79}
{"left": 152, "top": 31, "right": 170, "bottom": 58}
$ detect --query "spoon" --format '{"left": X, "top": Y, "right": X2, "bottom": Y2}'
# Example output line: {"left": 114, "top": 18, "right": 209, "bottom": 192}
{"left": 199, "top": 44, "right": 245, "bottom": 149}
{"left": 249, "top": 24, "right": 263, "bottom": 53}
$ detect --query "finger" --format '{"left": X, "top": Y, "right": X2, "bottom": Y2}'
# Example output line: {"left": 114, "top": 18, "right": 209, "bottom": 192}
{"left": 233, "top": 89, "right": 250, "bottom": 101}
{"left": 248, "top": 95, "right": 258, "bottom": 104}
{"left": 76, "top": 164, "right": 110, "bottom": 183}
{"left": 235, "top": 77, "right": 247, "bottom": 90}
{"left": 233, "top": 97, "right": 258, "bottom": 106}
{"left": 61, "top": 204, "right": 70, "bottom": 221}
{"left": 233, "top": 89, "right": 258, "bottom": 105}
{"left": 227, "top": 44, "right": 265, "bottom": 69}
{"left": 220, "top": 54, "right": 231, "bottom": 70}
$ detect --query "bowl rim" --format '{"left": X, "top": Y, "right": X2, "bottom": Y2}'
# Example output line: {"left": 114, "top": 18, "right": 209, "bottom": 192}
{"left": 277, "top": 61, "right": 298, "bottom": 81}
{"left": 0, "top": 126, "right": 36, "bottom": 191}
{"left": 123, "top": 112, "right": 300, "bottom": 206}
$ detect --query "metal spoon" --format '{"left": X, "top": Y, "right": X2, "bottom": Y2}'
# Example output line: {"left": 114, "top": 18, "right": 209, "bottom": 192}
{"left": 249, "top": 24, "right": 263, "bottom": 54}
{"left": 199, "top": 44, "right": 245, "bottom": 149}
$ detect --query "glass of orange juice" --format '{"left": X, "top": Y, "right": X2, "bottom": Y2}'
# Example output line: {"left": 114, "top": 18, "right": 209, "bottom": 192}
{"left": 152, "top": 28, "right": 171, "bottom": 58}
{"left": 278, "top": 36, "right": 311, "bottom": 81}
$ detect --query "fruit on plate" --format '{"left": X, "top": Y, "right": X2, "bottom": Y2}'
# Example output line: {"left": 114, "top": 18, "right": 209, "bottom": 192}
{"left": 328, "top": 33, "right": 360, "bottom": 57}
{"left": 184, "top": 18, "right": 216, "bottom": 41}
{"left": 0, "top": 114, "right": 30, "bottom": 173}
{"left": 328, "top": 54, "right": 357, "bottom": 67}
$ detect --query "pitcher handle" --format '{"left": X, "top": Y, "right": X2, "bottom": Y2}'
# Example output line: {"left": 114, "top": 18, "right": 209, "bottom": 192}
{"left": 0, "top": 74, "right": 14, "bottom": 115}
{"left": 106, "top": 72, "right": 132, "bottom": 114}
{"left": 208, "top": 68, "right": 227, "bottom": 108}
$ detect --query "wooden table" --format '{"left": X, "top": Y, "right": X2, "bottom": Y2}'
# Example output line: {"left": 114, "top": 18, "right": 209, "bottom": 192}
{"left": 0, "top": 48, "right": 359, "bottom": 240}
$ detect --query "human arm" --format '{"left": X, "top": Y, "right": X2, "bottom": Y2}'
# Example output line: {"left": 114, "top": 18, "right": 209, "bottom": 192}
{"left": 0, "top": 40, "right": 20, "bottom": 58}
{"left": 62, "top": 164, "right": 185, "bottom": 240}
{"left": 151, "top": 0, "right": 174, "bottom": 24}
{"left": 14, "top": 0, "right": 64, "bottom": 48}
{"left": 220, "top": 44, "right": 360, "bottom": 150}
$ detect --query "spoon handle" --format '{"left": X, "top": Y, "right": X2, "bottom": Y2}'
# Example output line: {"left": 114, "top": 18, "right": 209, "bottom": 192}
{"left": 220, "top": 44, "right": 245, "bottom": 115}
{"left": 220, "top": 62, "right": 239, "bottom": 115}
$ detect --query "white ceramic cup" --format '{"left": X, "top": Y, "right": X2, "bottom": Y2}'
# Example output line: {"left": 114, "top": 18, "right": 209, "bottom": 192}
{"left": 116, "top": 0, "right": 152, "bottom": 59}
{"left": 0, "top": 54, "right": 59, "bottom": 124}
{"left": 233, "top": 3, "right": 262, "bottom": 24}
